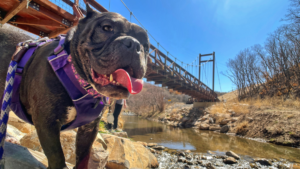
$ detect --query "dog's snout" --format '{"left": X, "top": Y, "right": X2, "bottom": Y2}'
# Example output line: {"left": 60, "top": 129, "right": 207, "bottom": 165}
{"left": 122, "top": 38, "right": 141, "bottom": 53}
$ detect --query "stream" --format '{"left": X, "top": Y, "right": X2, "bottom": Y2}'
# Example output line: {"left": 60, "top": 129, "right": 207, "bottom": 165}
{"left": 122, "top": 115, "right": 300, "bottom": 164}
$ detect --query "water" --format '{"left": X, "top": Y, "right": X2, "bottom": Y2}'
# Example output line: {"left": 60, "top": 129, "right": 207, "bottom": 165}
{"left": 122, "top": 115, "right": 300, "bottom": 163}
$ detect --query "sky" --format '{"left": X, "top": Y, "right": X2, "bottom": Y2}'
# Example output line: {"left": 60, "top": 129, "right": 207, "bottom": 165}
{"left": 96, "top": 0, "right": 290, "bottom": 92}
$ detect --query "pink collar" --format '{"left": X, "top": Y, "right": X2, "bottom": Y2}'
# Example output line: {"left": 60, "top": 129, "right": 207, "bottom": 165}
{"left": 68, "top": 55, "right": 102, "bottom": 98}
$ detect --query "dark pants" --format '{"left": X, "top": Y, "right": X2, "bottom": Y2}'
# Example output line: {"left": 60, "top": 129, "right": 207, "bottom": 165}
{"left": 107, "top": 103, "right": 122, "bottom": 129}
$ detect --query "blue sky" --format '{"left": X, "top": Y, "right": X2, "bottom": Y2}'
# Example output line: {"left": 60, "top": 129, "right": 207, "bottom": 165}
{"left": 97, "top": 0, "right": 290, "bottom": 92}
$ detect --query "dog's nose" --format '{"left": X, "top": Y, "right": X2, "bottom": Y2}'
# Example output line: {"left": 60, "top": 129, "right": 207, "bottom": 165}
{"left": 122, "top": 37, "right": 141, "bottom": 53}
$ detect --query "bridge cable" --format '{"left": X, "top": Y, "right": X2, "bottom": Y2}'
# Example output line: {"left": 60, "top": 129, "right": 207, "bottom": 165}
{"left": 216, "top": 59, "right": 224, "bottom": 101}
{"left": 119, "top": 0, "right": 209, "bottom": 68}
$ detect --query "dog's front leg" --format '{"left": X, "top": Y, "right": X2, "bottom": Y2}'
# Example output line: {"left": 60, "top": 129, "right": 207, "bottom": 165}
{"left": 35, "top": 119, "right": 68, "bottom": 169}
{"left": 74, "top": 117, "right": 101, "bottom": 169}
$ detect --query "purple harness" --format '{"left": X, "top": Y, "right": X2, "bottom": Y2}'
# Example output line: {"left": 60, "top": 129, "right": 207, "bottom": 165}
{"left": 1, "top": 35, "right": 107, "bottom": 130}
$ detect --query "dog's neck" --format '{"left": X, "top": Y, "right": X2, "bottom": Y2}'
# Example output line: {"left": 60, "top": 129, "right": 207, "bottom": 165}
{"left": 64, "top": 27, "right": 90, "bottom": 84}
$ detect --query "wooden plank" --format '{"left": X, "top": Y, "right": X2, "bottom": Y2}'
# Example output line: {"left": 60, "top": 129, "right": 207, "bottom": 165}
{"left": 49, "top": 27, "right": 72, "bottom": 38}
{"left": 72, "top": 4, "right": 84, "bottom": 19}
{"left": 34, "top": 0, "right": 76, "bottom": 21}
{"left": 29, "top": 1, "right": 71, "bottom": 28}
{"left": 14, "top": 24, "right": 44, "bottom": 37}
{"left": 0, "top": 0, "right": 31, "bottom": 25}
{"left": 10, "top": 17, "right": 63, "bottom": 28}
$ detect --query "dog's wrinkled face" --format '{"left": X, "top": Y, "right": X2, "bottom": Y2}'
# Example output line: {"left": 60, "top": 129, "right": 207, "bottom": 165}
{"left": 69, "top": 4, "right": 149, "bottom": 99}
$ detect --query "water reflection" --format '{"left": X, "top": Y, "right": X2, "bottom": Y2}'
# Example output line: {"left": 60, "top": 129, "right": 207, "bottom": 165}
{"left": 123, "top": 115, "right": 300, "bottom": 163}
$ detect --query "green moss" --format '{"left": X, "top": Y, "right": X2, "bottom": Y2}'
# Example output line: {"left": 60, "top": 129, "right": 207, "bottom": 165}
{"left": 99, "top": 121, "right": 106, "bottom": 130}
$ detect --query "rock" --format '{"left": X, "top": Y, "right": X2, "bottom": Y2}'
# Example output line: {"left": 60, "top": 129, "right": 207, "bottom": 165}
{"left": 277, "top": 164, "right": 288, "bottom": 169}
{"left": 215, "top": 161, "right": 224, "bottom": 166}
{"left": 220, "top": 125, "right": 230, "bottom": 133}
{"left": 291, "top": 164, "right": 300, "bottom": 169}
{"left": 149, "top": 148, "right": 156, "bottom": 154}
{"left": 8, "top": 112, "right": 32, "bottom": 134}
{"left": 200, "top": 123, "right": 209, "bottom": 130}
{"left": 136, "top": 141, "right": 147, "bottom": 147}
{"left": 186, "top": 154, "right": 192, "bottom": 160}
{"left": 206, "top": 163, "right": 216, "bottom": 169}
{"left": 209, "top": 125, "right": 221, "bottom": 131}
{"left": 184, "top": 150, "right": 191, "bottom": 153}
{"left": 253, "top": 158, "right": 272, "bottom": 166}
{"left": 177, "top": 157, "right": 186, "bottom": 163}
{"left": 220, "top": 119, "right": 231, "bottom": 125}
{"left": 231, "top": 117, "right": 239, "bottom": 122}
{"left": 5, "top": 134, "right": 20, "bottom": 145}
{"left": 7, "top": 124, "right": 26, "bottom": 142}
{"left": 246, "top": 117, "right": 253, "bottom": 122}
{"left": 209, "top": 118, "right": 214, "bottom": 124}
{"left": 187, "top": 160, "right": 194, "bottom": 165}
{"left": 88, "top": 145, "right": 108, "bottom": 169}
{"left": 153, "top": 146, "right": 165, "bottom": 150}
{"left": 20, "top": 131, "right": 42, "bottom": 152}
{"left": 225, "top": 151, "right": 240, "bottom": 160}
{"left": 4, "top": 141, "right": 74, "bottom": 169}
{"left": 112, "top": 132, "right": 128, "bottom": 138}
{"left": 250, "top": 163, "right": 258, "bottom": 169}
{"left": 177, "top": 151, "right": 186, "bottom": 157}
{"left": 101, "top": 134, "right": 158, "bottom": 169}
{"left": 183, "top": 164, "right": 191, "bottom": 169}
{"left": 147, "top": 143, "right": 157, "bottom": 147}
{"left": 207, "top": 151, "right": 215, "bottom": 155}
{"left": 223, "top": 157, "right": 237, "bottom": 164}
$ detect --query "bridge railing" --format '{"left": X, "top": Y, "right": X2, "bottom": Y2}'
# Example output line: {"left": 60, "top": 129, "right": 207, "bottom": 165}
{"left": 148, "top": 44, "right": 218, "bottom": 99}
{"left": 27, "top": 0, "right": 218, "bottom": 100}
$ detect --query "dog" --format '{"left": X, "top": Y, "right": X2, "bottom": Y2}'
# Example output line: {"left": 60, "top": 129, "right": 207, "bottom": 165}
{"left": 0, "top": 4, "right": 149, "bottom": 169}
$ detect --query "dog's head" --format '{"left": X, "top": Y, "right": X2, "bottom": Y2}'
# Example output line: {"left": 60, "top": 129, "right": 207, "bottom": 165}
{"left": 66, "top": 4, "right": 149, "bottom": 99}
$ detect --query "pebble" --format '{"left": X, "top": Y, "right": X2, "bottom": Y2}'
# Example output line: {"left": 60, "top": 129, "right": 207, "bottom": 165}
{"left": 253, "top": 158, "right": 272, "bottom": 166}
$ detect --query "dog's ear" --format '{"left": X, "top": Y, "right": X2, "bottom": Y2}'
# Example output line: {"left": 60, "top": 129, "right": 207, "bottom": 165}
{"left": 86, "top": 3, "right": 97, "bottom": 18}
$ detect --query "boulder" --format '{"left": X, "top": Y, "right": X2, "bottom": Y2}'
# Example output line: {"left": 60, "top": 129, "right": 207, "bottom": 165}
{"left": 147, "top": 143, "right": 157, "bottom": 147}
{"left": 8, "top": 112, "right": 32, "bottom": 134}
{"left": 7, "top": 124, "right": 26, "bottom": 142}
{"left": 112, "top": 132, "right": 128, "bottom": 138}
{"left": 21, "top": 130, "right": 107, "bottom": 166}
{"left": 220, "top": 125, "right": 230, "bottom": 133}
{"left": 153, "top": 146, "right": 165, "bottom": 150}
{"left": 209, "top": 118, "right": 214, "bottom": 124}
{"left": 136, "top": 141, "right": 147, "bottom": 147}
{"left": 200, "top": 123, "right": 209, "bottom": 130}
{"left": 231, "top": 117, "right": 239, "bottom": 122}
{"left": 225, "top": 151, "right": 240, "bottom": 160}
{"left": 101, "top": 134, "right": 159, "bottom": 169}
{"left": 88, "top": 144, "right": 108, "bottom": 169}
{"left": 4, "top": 141, "right": 74, "bottom": 169}
{"left": 253, "top": 158, "right": 272, "bottom": 166}
{"left": 220, "top": 119, "right": 231, "bottom": 125}
{"left": 209, "top": 125, "right": 221, "bottom": 131}
{"left": 223, "top": 157, "right": 237, "bottom": 164}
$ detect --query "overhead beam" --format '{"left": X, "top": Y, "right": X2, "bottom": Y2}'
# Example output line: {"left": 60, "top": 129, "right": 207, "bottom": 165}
{"left": 0, "top": 0, "right": 31, "bottom": 25}
{"left": 10, "top": 18, "right": 63, "bottom": 28}
{"left": 49, "top": 27, "right": 71, "bottom": 38}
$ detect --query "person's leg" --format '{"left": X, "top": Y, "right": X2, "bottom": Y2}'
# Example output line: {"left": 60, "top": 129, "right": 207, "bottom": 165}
{"left": 113, "top": 103, "right": 123, "bottom": 129}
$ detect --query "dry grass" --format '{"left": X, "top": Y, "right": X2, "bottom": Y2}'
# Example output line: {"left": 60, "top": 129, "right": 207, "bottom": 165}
{"left": 236, "top": 121, "right": 249, "bottom": 135}
{"left": 238, "top": 96, "right": 300, "bottom": 110}
{"left": 209, "top": 102, "right": 249, "bottom": 115}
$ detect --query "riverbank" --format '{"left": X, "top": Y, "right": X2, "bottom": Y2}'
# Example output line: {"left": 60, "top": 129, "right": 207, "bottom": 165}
{"left": 143, "top": 101, "right": 300, "bottom": 148}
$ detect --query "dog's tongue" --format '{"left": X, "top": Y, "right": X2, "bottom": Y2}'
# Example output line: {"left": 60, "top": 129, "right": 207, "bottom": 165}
{"left": 113, "top": 69, "right": 143, "bottom": 94}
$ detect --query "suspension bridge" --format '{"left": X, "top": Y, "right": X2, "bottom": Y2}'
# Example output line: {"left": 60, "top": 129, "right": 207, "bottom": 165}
{"left": 0, "top": 0, "right": 219, "bottom": 101}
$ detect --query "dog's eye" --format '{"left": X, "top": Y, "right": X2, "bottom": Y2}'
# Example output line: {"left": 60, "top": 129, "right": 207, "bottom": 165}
{"left": 103, "top": 25, "right": 113, "bottom": 32}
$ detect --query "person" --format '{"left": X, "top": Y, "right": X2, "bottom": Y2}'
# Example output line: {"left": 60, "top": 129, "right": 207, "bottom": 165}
{"left": 107, "top": 99, "right": 126, "bottom": 132}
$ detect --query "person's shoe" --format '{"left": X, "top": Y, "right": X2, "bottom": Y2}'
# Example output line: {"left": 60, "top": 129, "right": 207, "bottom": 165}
{"left": 115, "top": 128, "right": 123, "bottom": 132}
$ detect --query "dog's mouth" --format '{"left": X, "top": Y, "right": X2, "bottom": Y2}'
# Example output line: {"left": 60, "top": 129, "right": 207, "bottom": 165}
{"left": 91, "top": 68, "right": 143, "bottom": 94}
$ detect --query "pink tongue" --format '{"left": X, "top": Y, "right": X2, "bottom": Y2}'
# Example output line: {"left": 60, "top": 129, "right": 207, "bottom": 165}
{"left": 112, "top": 69, "right": 143, "bottom": 94}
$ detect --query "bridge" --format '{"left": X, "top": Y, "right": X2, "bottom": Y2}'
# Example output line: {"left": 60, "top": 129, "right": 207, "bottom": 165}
{"left": 0, "top": 0, "right": 219, "bottom": 101}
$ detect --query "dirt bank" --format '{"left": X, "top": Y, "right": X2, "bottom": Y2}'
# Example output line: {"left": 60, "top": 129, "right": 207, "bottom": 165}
{"left": 145, "top": 101, "right": 300, "bottom": 148}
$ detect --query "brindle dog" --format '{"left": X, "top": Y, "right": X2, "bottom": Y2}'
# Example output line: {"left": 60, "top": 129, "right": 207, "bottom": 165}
{"left": 0, "top": 4, "right": 149, "bottom": 169}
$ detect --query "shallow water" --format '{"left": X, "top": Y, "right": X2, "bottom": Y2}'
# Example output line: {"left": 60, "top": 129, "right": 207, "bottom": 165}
{"left": 122, "top": 115, "right": 300, "bottom": 163}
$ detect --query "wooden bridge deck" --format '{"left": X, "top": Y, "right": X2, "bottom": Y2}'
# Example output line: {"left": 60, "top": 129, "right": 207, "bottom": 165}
{"left": 0, "top": 0, "right": 218, "bottom": 101}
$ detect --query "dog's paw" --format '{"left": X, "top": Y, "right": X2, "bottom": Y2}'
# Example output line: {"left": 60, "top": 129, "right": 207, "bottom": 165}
{"left": 5, "top": 136, "right": 20, "bottom": 145}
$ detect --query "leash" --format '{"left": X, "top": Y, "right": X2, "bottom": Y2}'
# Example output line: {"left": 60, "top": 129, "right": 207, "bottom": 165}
{"left": 0, "top": 60, "right": 18, "bottom": 167}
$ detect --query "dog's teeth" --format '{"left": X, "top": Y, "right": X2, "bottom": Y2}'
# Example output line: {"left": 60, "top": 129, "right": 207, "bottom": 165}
{"left": 110, "top": 74, "right": 113, "bottom": 82}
